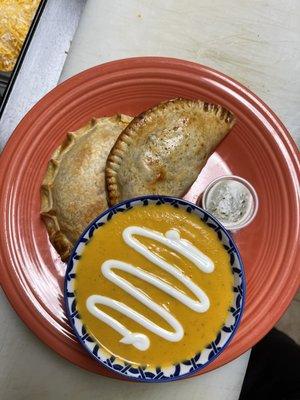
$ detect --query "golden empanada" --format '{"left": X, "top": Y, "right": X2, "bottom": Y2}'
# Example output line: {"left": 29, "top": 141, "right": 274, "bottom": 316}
{"left": 106, "top": 99, "right": 235, "bottom": 205}
{"left": 41, "top": 115, "right": 132, "bottom": 261}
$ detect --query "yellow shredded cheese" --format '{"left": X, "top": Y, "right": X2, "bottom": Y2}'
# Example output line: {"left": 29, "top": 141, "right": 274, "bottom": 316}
{"left": 0, "top": 0, "right": 40, "bottom": 71}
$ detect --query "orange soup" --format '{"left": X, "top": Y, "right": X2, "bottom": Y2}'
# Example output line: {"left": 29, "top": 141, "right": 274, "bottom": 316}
{"left": 75, "top": 204, "right": 233, "bottom": 367}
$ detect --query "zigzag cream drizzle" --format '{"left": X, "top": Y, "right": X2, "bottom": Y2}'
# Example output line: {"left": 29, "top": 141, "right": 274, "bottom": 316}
{"left": 86, "top": 226, "right": 214, "bottom": 351}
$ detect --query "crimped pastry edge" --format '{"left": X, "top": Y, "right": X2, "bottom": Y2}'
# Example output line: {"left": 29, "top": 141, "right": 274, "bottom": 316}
{"left": 105, "top": 98, "right": 236, "bottom": 206}
{"left": 40, "top": 114, "right": 132, "bottom": 262}
{"left": 40, "top": 118, "right": 99, "bottom": 261}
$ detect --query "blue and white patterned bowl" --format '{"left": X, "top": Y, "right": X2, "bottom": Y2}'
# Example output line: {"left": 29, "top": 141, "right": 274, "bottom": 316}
{"left": 65, "top": 195, "right": 245, "bottom": 382}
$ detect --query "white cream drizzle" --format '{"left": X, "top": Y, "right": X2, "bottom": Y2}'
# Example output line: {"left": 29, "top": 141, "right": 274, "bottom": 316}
{"left": 86, "top": 226, "right": 214, "bottom": 351}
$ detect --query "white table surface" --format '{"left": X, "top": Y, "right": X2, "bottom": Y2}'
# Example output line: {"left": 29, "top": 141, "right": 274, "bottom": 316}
{"left": 1, "top": 0, "right": 299, "bottom": 399}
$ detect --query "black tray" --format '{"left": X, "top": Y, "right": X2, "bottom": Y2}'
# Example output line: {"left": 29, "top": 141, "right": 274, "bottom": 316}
{"left": 0, "top": 72, "right": 10, "bottom": 100}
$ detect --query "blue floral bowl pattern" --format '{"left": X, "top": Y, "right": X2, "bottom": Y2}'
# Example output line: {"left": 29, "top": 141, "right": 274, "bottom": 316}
{"left": 65, "top": 195, "right": 245, "bottom": 382}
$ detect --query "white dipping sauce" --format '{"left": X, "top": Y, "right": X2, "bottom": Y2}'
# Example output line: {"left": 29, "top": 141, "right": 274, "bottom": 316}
{"left": 205, "top": 179, "right": 253, "bottom": 227}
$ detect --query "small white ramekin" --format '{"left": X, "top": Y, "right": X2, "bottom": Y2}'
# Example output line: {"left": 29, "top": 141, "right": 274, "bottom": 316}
{"left": 200, "top": 175, "right": 259, "bottom": 231}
